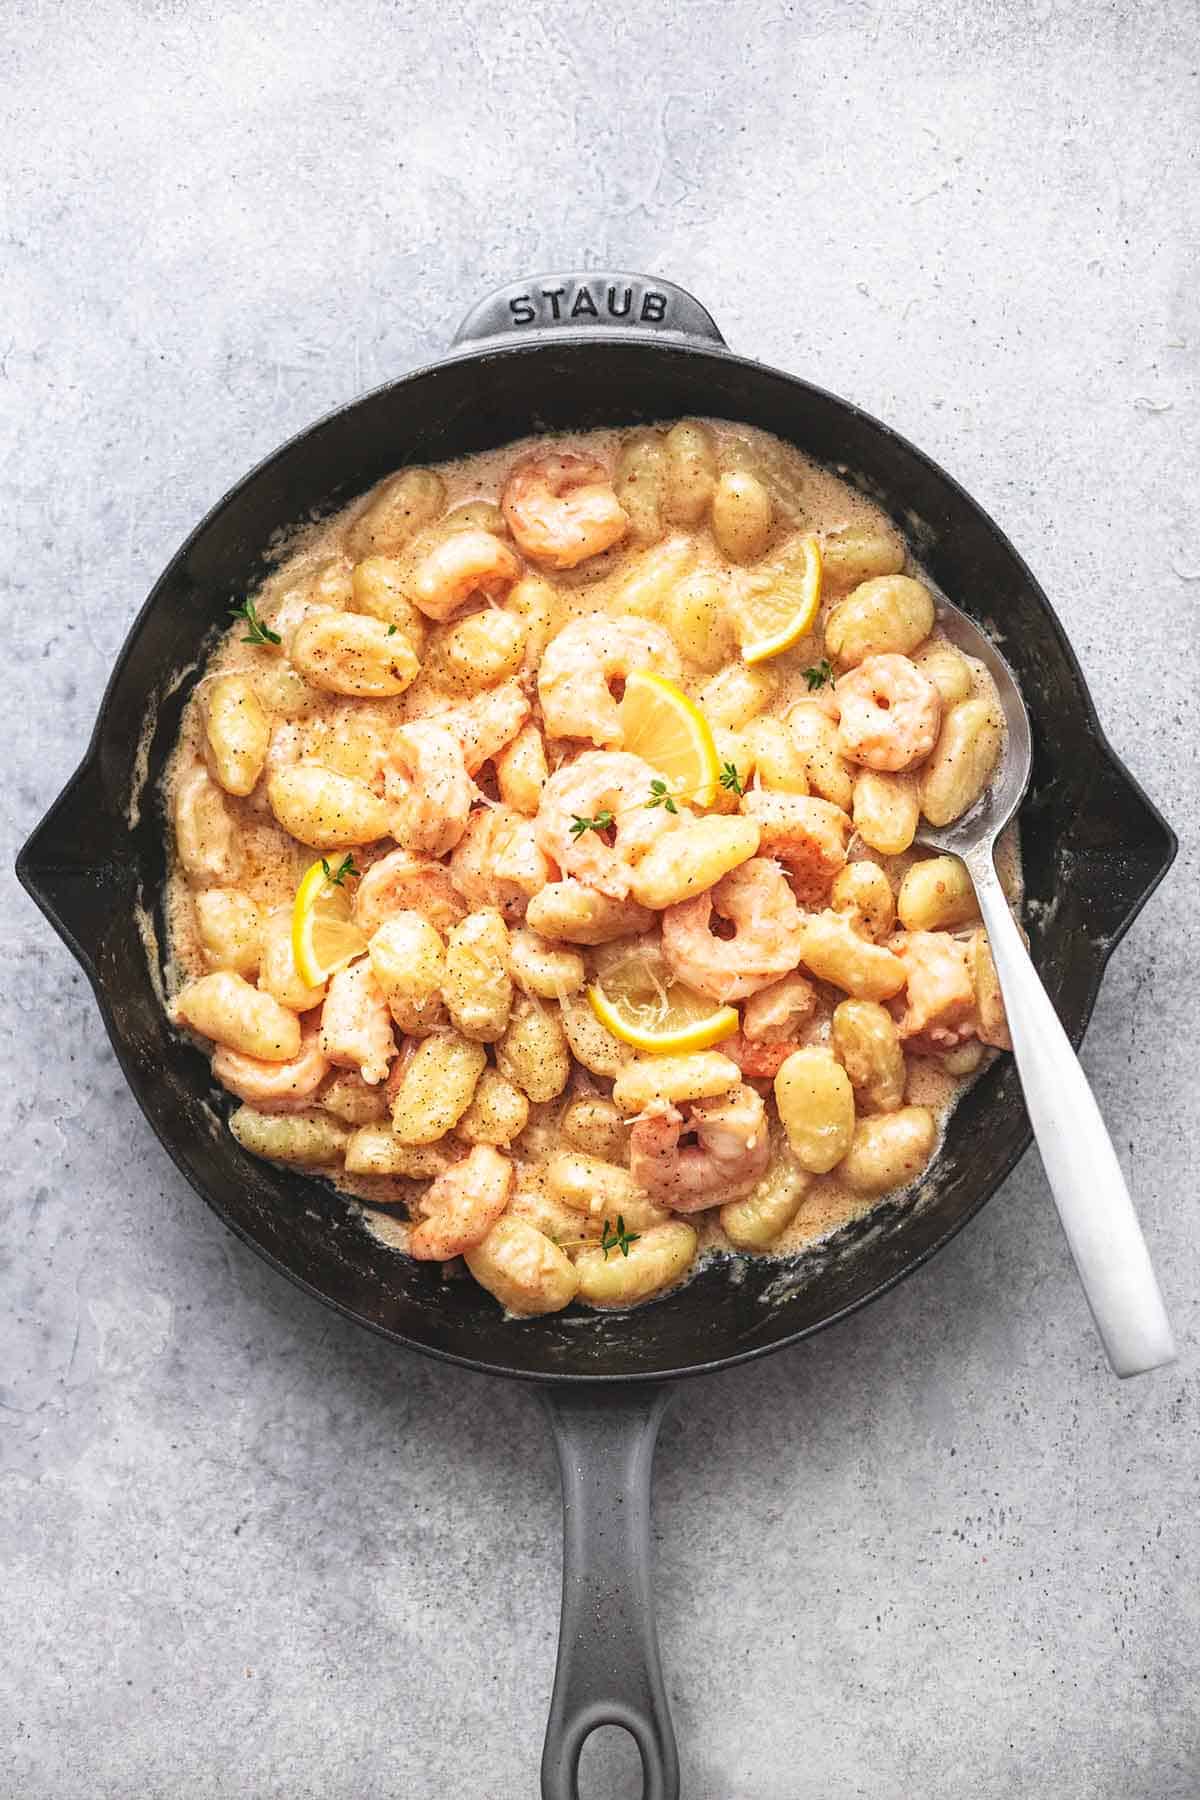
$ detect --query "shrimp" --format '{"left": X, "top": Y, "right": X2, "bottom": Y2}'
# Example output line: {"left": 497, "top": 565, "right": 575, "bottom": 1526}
{"left": 354, "top": 849, "right": 467, "bottom": 937}
{"left": 384, "top": 720, "right": 474, "bottom": 856}
{"left": 725, "top": 971, "right": 820, "bottom": 1077}
{"left": 319, "top": 956, "right": 397, "bottom": 1085}
{"left": 211, "top": 1021, "right": 331, "bottom": 1112}
{"left": 660, "top": 857, "right": 806, "bottom": 1002}
{"left": 501, "top": 452, "right": 628, "bottom": 569}
{"left": 438, "top": 680, "right": 530, "bottom": 774}
{"left": 409, "top": 1144, "right": 514, "bottom": 1260}
{"left": 538, "top": 614, "right": 682, "bottom": 746}
{"left": 890, "top": 929, "right": 977, "bottom": 1050}
{"left": 450, "top": 806, "right": 553, "bottom": 923}
{"left": 410, "top": 528, "right": 523, "bottom": 622}
{"left": 628, "top": 1085, "right": 770, "bottom": 1210}
{"left": 725, "top": 1034, "right": 799, "bottom": 1080}
{"left": 834, "top": 653, "right": 941, "bottom": 772}
{"left": 536, "top": 750, "right": 688, "bottom": 900}
{"left": 740, "top": 790, "right": 851, "bottom": 907}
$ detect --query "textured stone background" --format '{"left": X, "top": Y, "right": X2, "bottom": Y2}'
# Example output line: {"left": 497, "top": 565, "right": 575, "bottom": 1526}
{"left": 3, "top": 3, "right": 1198, "bottom": 1796}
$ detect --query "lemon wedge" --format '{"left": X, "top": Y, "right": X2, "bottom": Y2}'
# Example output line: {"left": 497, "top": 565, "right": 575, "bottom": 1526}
{"left": 619, "top": 669, "right": 720, "bottom": 808}
{"left": 292, "top": 858, "right": 369, "bottom": 989}
{"left": 588, "top": 944, "right": 738, "bottom": 1055}
{"left": 738, "top": 533, "right": 823, "bottom": 664}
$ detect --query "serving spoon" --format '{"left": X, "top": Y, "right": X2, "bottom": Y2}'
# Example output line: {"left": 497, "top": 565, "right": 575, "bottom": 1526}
{"left": 913, "top": 599, "right": 1175, "bottom": 1377}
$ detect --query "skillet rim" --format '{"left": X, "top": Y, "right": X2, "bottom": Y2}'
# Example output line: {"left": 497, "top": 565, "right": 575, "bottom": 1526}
{"left": 16, "top": 333, "right": 1179, "bottom": 1385}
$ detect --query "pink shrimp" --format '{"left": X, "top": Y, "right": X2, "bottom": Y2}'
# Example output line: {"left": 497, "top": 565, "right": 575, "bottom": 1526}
{"left": 319, "top": 957, "right": 397, "bottom": 1086}
{"left": 501, "top": 452, "right": 628, "bottom": 569}
{"left": 723, "top": 972, "right": 820, "bottom": 1078}
{"left": 890, "top": 929, "right": 977, "bottom": 1050}
{"left": 628, "top": 1085, "right": 770, "bottom": 1211}
{"left": 739, "top": 790, "right": 851, "bottom": 908}
{"left": 834, "top": 653, "right": 941, "bottom": 772}
{"left": 409, "top": 527, "right": 523, "bottom": 622}
{"left": 660, "top": 857, "right": 805, "bottom": 1002}
{"left": 354, "top": 848, "right": 468, "bottom": 937}
{"left": 535, "top": 750, "right": 687, "bottom": 900}
{"left": 537, "top": 614, "right": 682, "bottom": 746}
{"left": 439, "top": 680, "right": 531, "bottom": 775}
{"left": 409, "top": 1145, "right": 514, "bottom": 1261}
{"left": 211, "top": 1020, "right": 330, "bottom": 1112}
{"left": 384, "top": 719, "right": 474, "bottom": 856}
{"left": 450, "top": 806, "right": 554, "bottom": 924}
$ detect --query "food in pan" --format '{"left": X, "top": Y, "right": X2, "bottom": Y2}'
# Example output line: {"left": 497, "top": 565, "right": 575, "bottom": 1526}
{"left": 164, "top": 421, "right": 1017, "bottom": 1316}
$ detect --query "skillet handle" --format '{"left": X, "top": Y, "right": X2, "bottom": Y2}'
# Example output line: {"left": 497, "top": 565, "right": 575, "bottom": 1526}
{"left": 17, "top": 754, "right": 131, "bottom": 979}
{"left": 538, "top": 1383, "right": 679, "bottom": 1800}
{"left": 453, "top": 272, "right": 725, "bottom": 348}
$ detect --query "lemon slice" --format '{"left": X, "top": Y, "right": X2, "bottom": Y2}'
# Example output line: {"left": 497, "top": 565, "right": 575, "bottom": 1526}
{"left": 738, "top": 533, "right": 823, "bottom": 664}
{"left": 619, "top": 669, "right": 720, "bottom": 808}
{"left": 292, "top": 859, "right": 369, "bottom": 989}
{"left": 588, "top": 945, "right": 738, "bottom": 1055}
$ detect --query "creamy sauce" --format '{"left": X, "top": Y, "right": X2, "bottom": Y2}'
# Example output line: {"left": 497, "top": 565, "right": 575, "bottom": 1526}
{"left": 161, "top": 420, "right": 1021, "bottom": 1299}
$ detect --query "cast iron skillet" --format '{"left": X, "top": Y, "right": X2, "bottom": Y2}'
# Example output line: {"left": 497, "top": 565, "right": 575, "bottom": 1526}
{"left": 18, "top": 274, "right": 1177, "bottom": 1800}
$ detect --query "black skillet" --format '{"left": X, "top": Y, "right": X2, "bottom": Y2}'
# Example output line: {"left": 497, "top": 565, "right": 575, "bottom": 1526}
{"left": 18, "top": 274, "right": 1177, "bottom": 1800}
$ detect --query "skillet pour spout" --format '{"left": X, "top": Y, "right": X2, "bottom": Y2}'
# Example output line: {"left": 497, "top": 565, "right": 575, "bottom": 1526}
{"left": 17, "top": 272, "right": 1178, "bottom": 1800}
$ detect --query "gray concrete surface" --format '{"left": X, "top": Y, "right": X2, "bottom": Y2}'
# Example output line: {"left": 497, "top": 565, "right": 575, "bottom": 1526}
{"left": 3, "top": 2, "right": 1199, "bottom": 1795}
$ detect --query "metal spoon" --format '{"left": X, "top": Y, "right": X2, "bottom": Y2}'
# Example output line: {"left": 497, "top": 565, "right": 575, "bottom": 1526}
{"left": 913, "top": 598, "right": 1175, "bottom": 1377}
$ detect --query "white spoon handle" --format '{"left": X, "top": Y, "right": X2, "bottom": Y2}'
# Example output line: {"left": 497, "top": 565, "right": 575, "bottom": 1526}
{"left": 966, "top": 852, "right": 1175, "bottom": 1377}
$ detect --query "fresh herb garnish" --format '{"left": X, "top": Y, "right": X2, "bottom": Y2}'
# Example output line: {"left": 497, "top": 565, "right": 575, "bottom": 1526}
{"left": 804, "top": 657, "right": 834, "bottom": 691}
{"left": 229, "top": 597, "right": 281, "bottom": 646}
{"left": 320, "top": 854, "right": 360, "bottom": 887}
{"left": 569, "top": 810, "right": 614, "bottom": 840}
{"left": 645, "top": 778, "right": 679, "bottom": 815}
{"left": 719, "top": 759, "right": 745, "bottom": 797}
{"left": 386, "top": 623, "right": 398, "bottom": 636}
{"left": 600, "top": 1215, "right": 640, "bottom": 1260}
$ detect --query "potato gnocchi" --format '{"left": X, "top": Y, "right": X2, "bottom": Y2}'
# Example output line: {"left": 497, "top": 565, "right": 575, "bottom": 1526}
{"left": 164, "top": 421, "right": 1020, "bottom": 1318}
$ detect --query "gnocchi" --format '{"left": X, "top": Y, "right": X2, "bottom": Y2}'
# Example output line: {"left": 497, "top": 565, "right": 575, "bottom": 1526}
{"left": 614, "top": 430, "right": 669, "bottom": 543}
{"left": 830, "top": 861, "right": 895, "bottom": 942}
{"left": 456, "top": 1069, "right": 530, "bottom": 1147}
{"left": 289, "top": 611, "right": 419, "bottom": 698}
{"left": 509, "top": 929, "right": 585, "bottom": 1001}
{"left": 441, "top": 909, "right": 514, "bottom": 1042}
{"left": 230, "top": 1106, "right": 349, "bottom": 1167}
{"left": 573, "top": 1222, "right": 698, "bottom": 1308}
{"left": 825, "top": 575, "right": 935, "bottom": 668}
{"left": 495, "top": 997, "right": 571, "bottom": 1102}
{"left": 661, "top": 571, "right": 735, "bottom": 670}
{"left": 831, "top": 1000, "right": 906, "bottom": 1113}
{"left": 663, "top": 420, "right": 717, "bottom": 525}
{"left": 897, "top": 855, "right": 979, "bottom": 932}
{"left": 174, "top": 767, "right": 241, "bottom": 885}
{"left": 774, "top": 1048, "right": 856, "bottom": 1173}
{"left": 852, "top": 769, "right": 920, "bottom": 857}
{"left": 389, "top": 1032, "right": 486, "bottom": 1144}
{"left": 368, "top": 911, "right": 446, "bottom": 1034}
{"left": 267, "top": 764, "right": 390, "bottom": 850}
{"left": 195, "top": 888, "right": 264, "bottom": 976}
{"left": 839, "top": 1107, "right": 937, "bottom": 1197}
{"left": 204, "top": 675, "right": 271, "bottom": 796}
{"left": 918, "top": 697, "right": 1004, "bottom": 827}
{"left": 174, "top": 971, "right": 301, "bottom": 1061}
{"left": 711, "top": 469, "right": 773, "bottom": 562}
{"left": 347, "top": 467, "right": 445, "bottom": 558}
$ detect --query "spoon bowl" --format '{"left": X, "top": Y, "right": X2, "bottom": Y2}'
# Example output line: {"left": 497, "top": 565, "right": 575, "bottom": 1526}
{"left": 913, "top": 596, "right": 1032, "bottom": 860}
